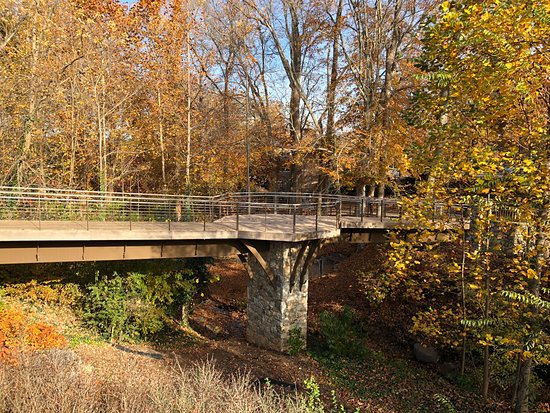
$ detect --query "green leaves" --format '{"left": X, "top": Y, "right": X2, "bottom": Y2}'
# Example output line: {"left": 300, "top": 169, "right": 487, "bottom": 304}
{"left": 82, "top": 267, "right": 204, "bottom": 342}
{"left": 501, "top": 290, "right": 550, "bottom": 311}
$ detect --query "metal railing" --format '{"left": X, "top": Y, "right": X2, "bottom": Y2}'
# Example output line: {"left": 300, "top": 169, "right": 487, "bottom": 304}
{"left": 0, "top": 187, "right": 402, "bottom": 231}
{"left": 0, "top": 187, "right": 522, "bottom": 232}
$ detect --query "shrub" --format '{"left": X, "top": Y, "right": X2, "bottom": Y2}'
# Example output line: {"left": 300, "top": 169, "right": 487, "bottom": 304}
{"left": 2, "top": 280, "right": 82, "bottom": 306}
{"left": 287, "top": 325, "right": 305, "bottom": 356}
{"left": 319, "top": 306, "right": 365, "bottom": 359}
{"left": 0, "top": 305, "right": 67, "bottom": 362}
{"left": 83, "top": 273, "right": 162, "bottom": 341}
{"left": 82, "top": 268, "right": 206, "bottom": 342}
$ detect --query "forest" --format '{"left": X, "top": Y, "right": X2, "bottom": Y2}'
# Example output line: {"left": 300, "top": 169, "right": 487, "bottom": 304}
{"left": 0, "top": 0, "right": 549, "bottom": 412}
{"left": 1, "top": 0, "right": 436, "bottom": 194}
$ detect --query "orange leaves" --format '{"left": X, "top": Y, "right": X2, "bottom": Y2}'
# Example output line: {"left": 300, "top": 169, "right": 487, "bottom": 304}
{"left": 24, "top": 322, "right": 67, "bottom": 351}
{"left": 0, "top": 306, "right": 67, "bottom": 363}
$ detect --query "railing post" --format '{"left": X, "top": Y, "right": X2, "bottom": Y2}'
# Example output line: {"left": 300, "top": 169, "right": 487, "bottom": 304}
{"left": 236, "top": 203, "right": 239, "bottom": 231}
{"left": 380, "top": 199, "right": 384, "bottom": 222}
{"left": 315, "top": 205, "right": 318, "bottom": 232}
{"left": 360, "top": 198, "right": 364, "bottom": 223}
{"left": 292, "top": 205, "right": 296, "bottom": 233}
{"left": 86, "top": 198, "right": 89, "bottom": 231}
{"left": 38, "top": 194, "right": 41, "bottom": 230}
{"left": 264, "top": 207, "right": 267, "bottom": 232}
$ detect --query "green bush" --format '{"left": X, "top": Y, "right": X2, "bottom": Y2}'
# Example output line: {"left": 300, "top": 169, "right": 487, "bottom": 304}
{"left": 82, "top": 268, "right": 205, "bottom": 342}
{"left": 287, "top": 325, "right": 305, "bottom": 356}
{"left": 319, "top": 306, "right": 365, "bottom": 359}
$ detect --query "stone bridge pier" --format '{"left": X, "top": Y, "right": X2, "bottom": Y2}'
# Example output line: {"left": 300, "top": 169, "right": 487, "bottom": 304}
{"left": 240, "top": 239, "right": 321, "bottom": 352}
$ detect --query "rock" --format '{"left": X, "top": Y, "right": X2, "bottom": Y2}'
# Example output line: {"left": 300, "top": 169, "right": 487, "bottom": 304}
{"left": 413, "top": 342, "right": 440, "bottom": 364}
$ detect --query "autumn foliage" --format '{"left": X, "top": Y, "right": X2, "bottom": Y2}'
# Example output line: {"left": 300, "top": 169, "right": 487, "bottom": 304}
{"left": 0, "top": 305, "right": 67, "bottom": 363}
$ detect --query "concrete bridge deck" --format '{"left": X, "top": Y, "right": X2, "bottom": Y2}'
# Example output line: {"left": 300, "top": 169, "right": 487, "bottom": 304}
{"left": 0, "top": 187, "right": 401, "bottom": 264}
{"left": 0, "top": 215, "right": 396, "bottom": 264}
{"left": 0, "top": 215, "right": 395, "bottom": 242}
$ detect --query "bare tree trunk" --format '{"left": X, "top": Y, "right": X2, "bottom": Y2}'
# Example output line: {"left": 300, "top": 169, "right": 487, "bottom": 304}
{"left": 157, "top": 85, "right": 167, "bottom": 187}
{"left": 94, "top": 78, "right": 107, "bottom": 192}
{"left": 18, "top": 24, "right": 38, "bottom": 186}
{"left": 186, "top": 28, "right": 192, "bottom": 191}
{"left": 482, "top": 216, "right": 491, "bottom": 400}
{"left": 460, "top": 226, "right": 468, "bottom": 376}
{"left": 69, "top": 80, "right": 77, "bottom": 187}
{"left": 515, "top": 357, "right": 532, "bottom": 413}
{"left": 323, "top": 0, "right": 343, "bottom": 193}
{"left": 382, "top": 0, "right": 402, "bottom": 127}
{"left": 222, "top": 51, "right": 234, "bottom": 185}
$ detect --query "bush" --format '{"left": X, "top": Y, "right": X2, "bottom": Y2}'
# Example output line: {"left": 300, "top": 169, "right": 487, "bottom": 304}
{"left": 82, "top": 267, "right": 207, "bottom": 342}
{"left": 0, "top": 305, "right": 67, "bottom": 362}
{"left": 287, "top": 326, "right": 305, "bottom": 356}
{"left": 83, "top": 273, "right": 163, "bottom": 341}
{"left": 319, "top": 306, "right": 365, "bottom": 359}
{"left": 2, "top": 280, "right": 82, "bottom": 306}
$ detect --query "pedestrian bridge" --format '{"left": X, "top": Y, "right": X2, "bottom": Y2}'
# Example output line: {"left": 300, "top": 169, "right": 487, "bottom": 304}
{"left": 0, "top": 187, "right": 401, "bottom": 264}
{"left": 0, "top": 186, "right": 404, "bottom": 352}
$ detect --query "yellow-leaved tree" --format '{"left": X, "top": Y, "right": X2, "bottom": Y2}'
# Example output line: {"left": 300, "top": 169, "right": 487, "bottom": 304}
{"left": 377, "top": 1, "right": 549, "bottom": 411}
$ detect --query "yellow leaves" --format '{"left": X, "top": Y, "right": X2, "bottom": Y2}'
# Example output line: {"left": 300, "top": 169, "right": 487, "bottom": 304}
{"left": 410, "top": 307, "right": 464, "bottom": 348}
{"left": 478, "top": 333, "right": 495, "bottom": 347}
{"left": 394, "top": 261, "right": 408, "bottom": 271}
{"left": 525, "top": 268, "right": 538, "bottom": 279}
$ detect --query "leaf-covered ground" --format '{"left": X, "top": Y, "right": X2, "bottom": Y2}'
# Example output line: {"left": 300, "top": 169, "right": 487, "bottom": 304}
{"left": 187, "top": 251, "right": 508, "bottom": 412}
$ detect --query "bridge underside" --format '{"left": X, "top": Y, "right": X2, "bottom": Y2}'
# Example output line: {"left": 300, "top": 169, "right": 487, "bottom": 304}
{"left": 0, "top": 240, "right": 244, "bottom": 265}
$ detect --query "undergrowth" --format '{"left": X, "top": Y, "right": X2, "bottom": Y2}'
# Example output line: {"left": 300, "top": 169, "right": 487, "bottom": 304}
{"left": 0, "top": 259, "right": 215, "bottom": 344}
{"left": 310, "top": 307, "right": 466, "bottom": 412}
{"left": 0, "top": 304, "right": 67, "bottom": 362}
{"left": 0, "top": 351, "right": 359, "bottom": 413}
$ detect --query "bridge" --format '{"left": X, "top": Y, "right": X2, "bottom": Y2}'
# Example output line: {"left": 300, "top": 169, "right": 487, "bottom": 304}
{"left": 0, "top": 187, "right": 402, "bottom": 263}
{"left": 0, "top": 186, "right": 404, "bottom": 351}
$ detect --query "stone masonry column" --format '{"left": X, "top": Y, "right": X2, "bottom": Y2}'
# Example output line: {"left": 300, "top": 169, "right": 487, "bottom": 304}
{"left": 244, "top": 240, "right": 318, "bottom": 352}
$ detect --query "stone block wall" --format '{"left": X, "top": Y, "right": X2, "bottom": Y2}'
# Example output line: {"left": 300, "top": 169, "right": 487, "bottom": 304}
{"left": 245, "top": 241, "right": 311, "bottom": 352}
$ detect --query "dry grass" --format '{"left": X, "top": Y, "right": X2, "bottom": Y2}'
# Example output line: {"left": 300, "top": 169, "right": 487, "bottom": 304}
{"left": 0, "top": 350, "right": 308, "bottom": 413}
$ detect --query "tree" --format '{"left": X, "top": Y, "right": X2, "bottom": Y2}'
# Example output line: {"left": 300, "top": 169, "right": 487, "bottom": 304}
{"left": 339, "top": 0, "right": 433, "bottom": 196}
{"left": 383, "top": 1, "right": 549, "bottom": 411}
